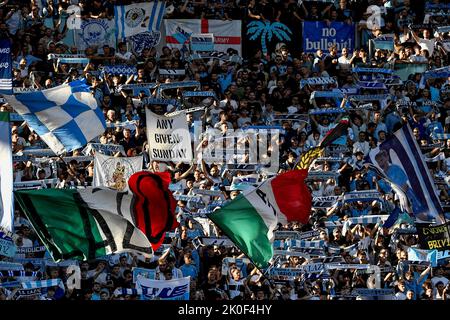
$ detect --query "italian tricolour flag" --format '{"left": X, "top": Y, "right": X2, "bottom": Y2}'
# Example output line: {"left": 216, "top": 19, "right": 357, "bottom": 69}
{"left": 14, "top": 172, "right": 178, "bottom": 262}
{"left": 209, "top": 170, "right": 311, "bottom": 268}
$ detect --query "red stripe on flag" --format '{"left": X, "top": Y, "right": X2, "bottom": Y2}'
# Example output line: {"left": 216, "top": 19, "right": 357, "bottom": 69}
{"left": 166, "top": 36, "right": 241, "bottom": 45}
{"left": 128, "top": 171, "right": 179, "bottom": 251}
{"left": 214, "top": 36, "right": 241, "bottom": 45}
{"left": 201, "top": 19, "right": 209, "bottom": 33}
{"left": 270, "top": 170, "right": 311, "bottom": 224}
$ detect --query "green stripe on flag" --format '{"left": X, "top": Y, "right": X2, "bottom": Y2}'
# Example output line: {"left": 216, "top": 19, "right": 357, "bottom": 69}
{"left": 209, "top": 194, "right": 273, "bottom": 268}
{"left": 15, "top": 189, "right": 107, "bottom": 261}
{"left": 0, "top": 112, "right": 9, "bottom": 122}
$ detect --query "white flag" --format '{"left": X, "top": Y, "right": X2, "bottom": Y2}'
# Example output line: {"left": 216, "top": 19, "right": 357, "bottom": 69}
{"left": 0, "top": 112, "right": 13, "bottom": 231}
{"left": 93, "top": 153, "right": 143, "bottom": 191}
{"left": 145, "top": 110, "right": 193, "bottom": 163}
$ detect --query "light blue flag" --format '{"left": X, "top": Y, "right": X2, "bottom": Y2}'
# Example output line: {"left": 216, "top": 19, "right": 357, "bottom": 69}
{"left": 407, "top": 247, "right": 438, "bottom": 267}
{"left": 4, "top": 80, "right": 106, "bottom": 155}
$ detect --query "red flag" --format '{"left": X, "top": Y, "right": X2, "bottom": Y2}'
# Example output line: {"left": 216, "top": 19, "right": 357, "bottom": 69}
{"left": 128, "top": 171, "right": 179, "bottom": 251}
{"left": 271, "top": 169, "right": 312, "bottom": 224}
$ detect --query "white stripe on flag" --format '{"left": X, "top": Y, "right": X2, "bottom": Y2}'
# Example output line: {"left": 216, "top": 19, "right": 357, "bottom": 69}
{"left": 2, "top": 94, "right": 31, "bottom": 114}
{"left": 0, "top": 114, "right": 13, "bottom": 231}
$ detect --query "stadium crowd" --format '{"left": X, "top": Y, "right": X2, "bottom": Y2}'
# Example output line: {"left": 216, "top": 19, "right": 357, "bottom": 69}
{"left": 0, "top": 0, "right": 450, "bottom": 301}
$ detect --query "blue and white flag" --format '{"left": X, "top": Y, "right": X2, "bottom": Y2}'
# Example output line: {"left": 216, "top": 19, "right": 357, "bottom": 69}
{"left": 0, "top": 39, "right": 12, "bottom": 95}
{"left": 102, "top": 65, "right": 137, "bottom": 76}
{"left": 190, "top": 33, "right": 214, "bottom": 52}
{"left": 366, "top": 125, "right": 445, "bottom": 224}
{"left": 287, "top": 240, "right": 326, "bottom": 249}
{"left": 21, "top": 278, "right": 65, "bottom": 292}
{"left": 136, "top": 275, "right": 190, "bottom": 300}
{"left": 300, "top": 77, "right": 337, "bottom": 89}
{"left": 114, "top": 1, "right": 166, "bottom": 39}
{"left": 156, "top": 81, "right": 200, "bottom": 97}
{"left": 129, "top": 31, "right": 161, "bottom": 55}
{"left": 4, "top": 80, "right": 106, "bottom": 155}
{"left": 356, "top": 81, "right": 387, "bottom": 90}
{"left": 407, "top": 247, "right": 438, "bottom": 267}
{"left": 75, "top": 19, "right": 116, "bottom": 51}
{"left": 0, "top": 232, "right": 16, "bottom": 258}
{"left": 0, "top": 112, "right": 13, "bottom": 231}
{"left": 420, "top": 66, "right": 450, "bottom": 87}
{"left": 48, "top": 54, "right": 90, "bottom": 66}
{"left": 182, "top": 91, "right": 217, "bottom": 99}
{"left": 372, "top": 36, "right": 395, "bottom": 51}
{"left": 309, "top": 108, "right": 346, "bottom": 115}
{"left": 343, "top": 190, "right": 383, "bottom": 202}
{"left": 352, "top": 67, "right": 393, "bottom": 75}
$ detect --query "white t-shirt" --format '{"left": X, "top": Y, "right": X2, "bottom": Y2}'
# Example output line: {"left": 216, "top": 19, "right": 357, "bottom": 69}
{"left": 431, "top": 276, "right": 449, "bottom": 288}
{"left": 87, "top": 270, "right": 108, "bottom": 285}
{"left": 395, "top": 292, "right": 406, "bottom": 300}
{"left": 219, "top": 99, "right": 238, "bottom": 110}
{"left": 353, "top": 141, "right": 370, "bottom": 157}
{"left": 116, "top": 51, "right": 134, "bottom": 61}
{"left": 418, "top": 38, "right": 436, "bottom": 56}
{"left": 338, "top": 55, "right": 352, "bottom": 71}
{"left": 317, "top": 123, "right": 335, "bottom": 137}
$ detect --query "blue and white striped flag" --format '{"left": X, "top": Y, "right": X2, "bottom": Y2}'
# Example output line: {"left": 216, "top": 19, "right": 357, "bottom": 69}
{"left": 325, "top": 215, "right": 389, "bottom": 228}
{"left": 288, "top": 240, "right": 326, "bottom": 249}
{"left": 4, "top": 80, "right": 106, "bottom": 155}
{"left": 114, "top": 1, "right": 166, "bottom": 40}
{"left": 21, "top": 278, "right": 65, "bottom": 292}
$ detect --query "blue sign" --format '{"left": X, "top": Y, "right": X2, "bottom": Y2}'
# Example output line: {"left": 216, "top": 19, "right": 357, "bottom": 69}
{"left": 302, "top": 21, "right": 355, "bottom": 53}
{"left": 0, "top": 39, "right": 12, "bottom": 95}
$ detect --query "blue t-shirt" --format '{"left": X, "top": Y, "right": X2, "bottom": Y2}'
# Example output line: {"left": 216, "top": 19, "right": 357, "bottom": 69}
{"left": 180, "top": 264, "right": 198, "bottom": 280}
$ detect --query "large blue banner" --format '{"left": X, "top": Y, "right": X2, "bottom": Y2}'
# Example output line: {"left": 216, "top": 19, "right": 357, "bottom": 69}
{"left": 366, "top": 125, "right": 445, "bottom": 224}
{"left": 302, "top": 21, "right": 355, "bottom": 53}
{"left": 0, "top": 39, "right": 12, "bottom": 95}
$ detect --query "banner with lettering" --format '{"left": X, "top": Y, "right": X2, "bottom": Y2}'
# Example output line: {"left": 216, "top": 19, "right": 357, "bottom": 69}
{"left": 136, "top": 275, "right": 190, "bottom": 300}
{"left": 0, "top": 39, "right": 12, "bottom": 95}
{"left": 145, "top": 110, "right": 193, "bottom": 163}
{"left": 416, "top": 222, "right": 450, "bottom": 252}
{"left": 302, "top": 21, "right": 355, "bottom": 53}
{"left": 164, "top": 19, "right": 242, "bottom": 55}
